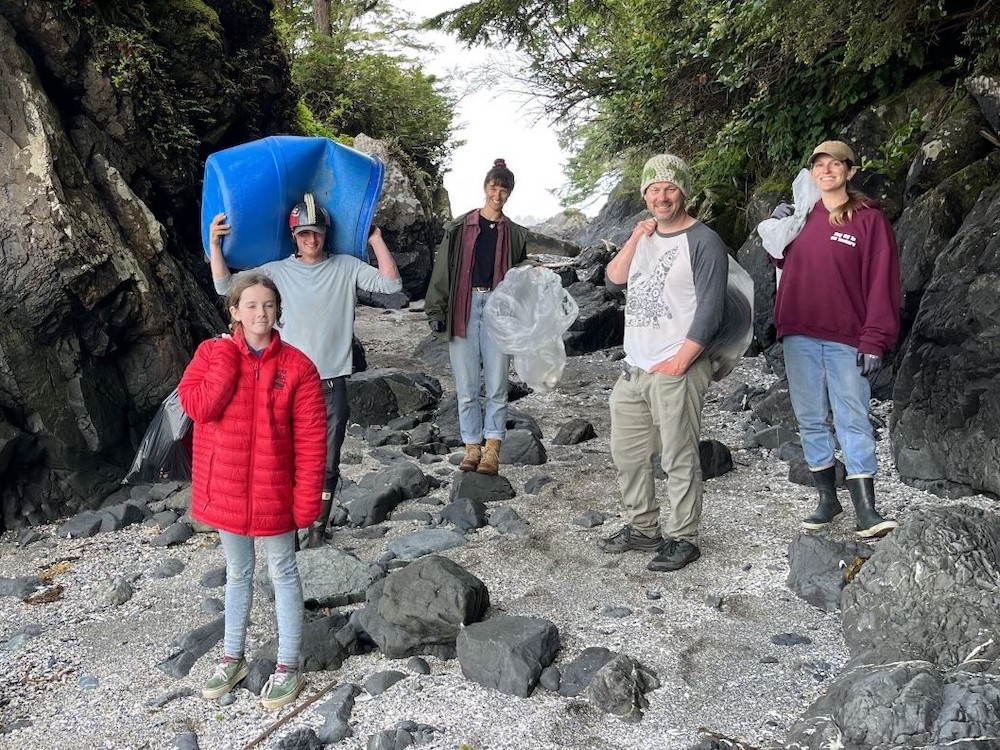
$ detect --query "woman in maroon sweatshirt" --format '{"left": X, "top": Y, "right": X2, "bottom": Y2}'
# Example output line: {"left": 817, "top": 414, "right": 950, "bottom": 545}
{"left": 773, "top": 140, "right": 900, "bottom": 539}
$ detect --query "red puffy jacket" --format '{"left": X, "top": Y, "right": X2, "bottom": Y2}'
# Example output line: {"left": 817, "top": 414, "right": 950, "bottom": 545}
{"left": 178, "top": 328, "right": 327, "bottom": 536}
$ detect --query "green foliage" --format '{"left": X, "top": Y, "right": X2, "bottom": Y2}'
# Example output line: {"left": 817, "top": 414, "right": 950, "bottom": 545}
{"left": 294, "top": 38, "right": 455, "bottom": 173}
{"left": 860, "top": 109, "right": 926, "bottom": 175}
{"left": 274, "top": 1, "right": 457, "bottom": 181}
{"left": 431, "top": 0, "right": 1000, "bottom": 207}
{"left": 91, "top": 23, "right": 204, "bottom": 178}
{"left": 295, "top": 101, "right": 337, "bottom": 139}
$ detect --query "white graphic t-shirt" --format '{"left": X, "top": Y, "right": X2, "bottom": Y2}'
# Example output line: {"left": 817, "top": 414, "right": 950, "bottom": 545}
{"left": 622, "top": 222, "right": 729, "bottom": 371}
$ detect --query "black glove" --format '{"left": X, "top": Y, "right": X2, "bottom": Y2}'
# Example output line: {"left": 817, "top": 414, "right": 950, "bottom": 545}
{"left": 428, "top": 320, "right": 446, "bottom": 333}
{"left": 770, "top": 202, "right": 794, "bottom": 220}
{"left": 857, "top": 352, "right": 881, "bottom": 375}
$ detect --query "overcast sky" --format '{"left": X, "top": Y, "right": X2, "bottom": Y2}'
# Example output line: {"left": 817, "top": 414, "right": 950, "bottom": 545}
{"left": 396, "top": 1, "right": 602, "bottom": 224}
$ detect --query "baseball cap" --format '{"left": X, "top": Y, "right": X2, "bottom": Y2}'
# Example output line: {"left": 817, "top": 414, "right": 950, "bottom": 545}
{"left": 808, "top": 140, "right": 855, "bottom": 165}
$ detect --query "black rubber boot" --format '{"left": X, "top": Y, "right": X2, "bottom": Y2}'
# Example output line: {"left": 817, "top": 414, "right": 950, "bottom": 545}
{"left": 847, "top": 477, "right": 898, "bottom": 539}
{"left": 304, "top": 491, "right": 334, "bottom": 548}
{"left": 801, "top": 466, "right": 843, "bottom": 530}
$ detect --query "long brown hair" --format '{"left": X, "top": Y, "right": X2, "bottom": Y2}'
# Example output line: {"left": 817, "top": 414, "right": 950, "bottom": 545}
{"left": 225, "top": 273, "right": 283, "bottom": 333}
{"left": 828, "top": 185, "right": 873, "bottom": 227}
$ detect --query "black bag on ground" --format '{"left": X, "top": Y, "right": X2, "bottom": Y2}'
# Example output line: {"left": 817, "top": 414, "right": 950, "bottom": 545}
{"left": 123, "top": 388, "right": 193, "bottom": 483}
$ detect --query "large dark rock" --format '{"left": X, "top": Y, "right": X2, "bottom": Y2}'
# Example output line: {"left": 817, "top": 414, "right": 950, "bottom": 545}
{"left": 894, "top": 153, "right": 1000, "bottom": 335}
{"left": 456, "top": 615, "right": 561, "bottom": 698}
{"left": 0, "top": 1, "right": 300, "bottom": 532}
{"left": 498, "top": 429, "right": 547, "bottom": 466}
{"left": 563, "top": 281, "right": 625, "bottom": 355}
{"left": 558, "top": 646, "right": 617, "bottom": 697}
{"left": 353, "top": 555, "right": 489, "bottom": 659}
{"left": 339, "top": 462, "right": 432, "bottom": 527}
{"left": 157, "top": 616, "right": 225, "bottom": 678}
{"left": 904, "top": 92, "right": 994, "bottom": 204}
{"left": 345, "top": 369, "right": 441, "bottom": 427}
{"left": 786, "top": 534, "right": 874, "bottom": 613}
{"left": 570, "top": 189, "right": 646, "bottom": 249}
{"left": 449, "top": 472, "right": 516, "bottom": 504}
{"left": 841, "top": 505, "right": 1000, "bottom": 669}
{"left": 784, "top": 660, "right": 1000, "bottom": 749}
{"left": 354, "top": 134, "right": 442, "bottom": 302}
{"left": 891, "top": 182, "right": 1000, "bottom": 497}
{"left": 735, "top": 233, "right": 778, "bottom": 352}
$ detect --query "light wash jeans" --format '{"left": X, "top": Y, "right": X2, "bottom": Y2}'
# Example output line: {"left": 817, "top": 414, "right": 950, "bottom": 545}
{"left": 218, "top": 530, "right": 302, "bottom": 669}
{"left": 609, "top": 357, "right": 713, "bottom": 543}
{"left": 449, "top": 289, "right": 510, "bottom": 444}
{"left": 783, "top": 335, "right": 877, "bottom": 477}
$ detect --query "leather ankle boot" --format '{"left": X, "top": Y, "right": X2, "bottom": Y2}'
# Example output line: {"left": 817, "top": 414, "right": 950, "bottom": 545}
{"left": 305, "top": 490, "right": 334, "bottom": 548}
{"left": 459, "top": 444, "right": 482, "bottom": 472}
{"left": 847, "top": 477, "right": 898, "bottom": 539}
{"left": 801, "top": 466, "right": 843, "bottom": 530}
{"left": 476, "top": 439, "right": 502, "bottom": 476}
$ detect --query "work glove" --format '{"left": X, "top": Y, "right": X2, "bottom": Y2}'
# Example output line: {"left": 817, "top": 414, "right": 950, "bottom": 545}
{"left": 428, "top": 320, "right": 446, "bottom": 333}
{"left": 770, "top": 202, "right": 794, "bottom": 220}
{"left": 857, "top": 352, "right": 881, "bottom": 376}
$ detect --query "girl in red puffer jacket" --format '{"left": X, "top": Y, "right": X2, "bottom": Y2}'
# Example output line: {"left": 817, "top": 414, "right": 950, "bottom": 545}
{"left": 178, "top": 272, "right": 326, "bottom": 710}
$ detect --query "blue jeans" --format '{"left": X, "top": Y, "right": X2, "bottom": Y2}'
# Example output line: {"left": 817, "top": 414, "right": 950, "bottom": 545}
{"left": 218, "top": 530, "right": 303, "bottom": 669}
{"left": 449, "top": 289, "right": 510, "bottom": 444}
{"left": 783, "top": 335, "right": 877, "bottom": 477}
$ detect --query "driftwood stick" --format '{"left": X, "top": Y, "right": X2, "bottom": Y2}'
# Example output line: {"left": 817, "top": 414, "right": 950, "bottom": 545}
{"left": 239, "top": 678, "right": 339, "bottom": 750}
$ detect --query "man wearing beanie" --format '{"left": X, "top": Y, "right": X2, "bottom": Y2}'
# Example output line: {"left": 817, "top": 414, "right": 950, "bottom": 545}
{"left": 598, "top": 153, "right": 729, "bottom": 571}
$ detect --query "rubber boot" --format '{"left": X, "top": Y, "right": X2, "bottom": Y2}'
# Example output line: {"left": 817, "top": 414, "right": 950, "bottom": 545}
{"left": 801, "top": 466, "right": 843, "bottom": 531}
{"left": 847, "top": 477, "right": 898, "bottom": 539}
{"left": 477, "top": 439, "right": 502, "bottom": 476}
{"left": 304, "top": 491, "right": 334, "bottom": 548}
{"left": 459, "top": 444, "right": 482, "bottom": 472}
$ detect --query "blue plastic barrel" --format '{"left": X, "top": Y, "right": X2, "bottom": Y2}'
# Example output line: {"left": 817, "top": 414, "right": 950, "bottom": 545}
{"left": 200, "top": 136, "right": 384, "bottom": 269}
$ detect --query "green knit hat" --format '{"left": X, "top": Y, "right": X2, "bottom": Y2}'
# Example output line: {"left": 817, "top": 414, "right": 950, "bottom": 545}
{"left": 640, "top": 154, "right": 692, "bottom": 197}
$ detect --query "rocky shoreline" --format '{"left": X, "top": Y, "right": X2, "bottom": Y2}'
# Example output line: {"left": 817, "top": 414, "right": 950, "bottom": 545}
{"left": 1, "top": 305, "right": 996, "bottom": 750}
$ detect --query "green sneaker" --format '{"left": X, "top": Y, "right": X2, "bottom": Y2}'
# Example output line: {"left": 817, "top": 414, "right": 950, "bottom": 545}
{"left": 203, "top": 655, "right": 249, "bottom": 699}
{"left": 260, "top": 667, "right": 303, "bottom": 710}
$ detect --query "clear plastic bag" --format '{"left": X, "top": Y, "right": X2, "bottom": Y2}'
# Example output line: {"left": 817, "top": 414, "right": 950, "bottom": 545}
{"left": 122, "top": 388, "right": 193, "bottom": 483}
{"left": 484, "top": 266, "right": 580, "bottom": 392}
{"left": 706, "top": 257, "right": 755, "bottom": 381}
{"left": 756, "top": 169, "right": 821, "bottom": 259}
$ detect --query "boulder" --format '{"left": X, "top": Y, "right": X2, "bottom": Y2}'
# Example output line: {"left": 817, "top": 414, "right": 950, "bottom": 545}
{"left": 456, "top": 615, "right": 561, "bottom": 698}
{"left": 842, "top": 505, "right": 1000, "bottom": 668}
{"left": 353, "top": 555, "right": 489, "bottom": 659}
{"left": 786, "top": 534, "right": 874, "bottom": 612}
{"left": 891, "top": 183, "right": 1000, "bottom": 497}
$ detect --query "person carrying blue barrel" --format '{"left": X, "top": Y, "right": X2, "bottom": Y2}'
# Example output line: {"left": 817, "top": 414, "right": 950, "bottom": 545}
{"left": 208, "top": 193, "right": 402, "bottom": 547}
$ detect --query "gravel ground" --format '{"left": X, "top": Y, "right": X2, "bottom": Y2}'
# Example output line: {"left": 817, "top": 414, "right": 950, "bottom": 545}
{"left": 1, "top": 304, "right": 994, "bottom": 750}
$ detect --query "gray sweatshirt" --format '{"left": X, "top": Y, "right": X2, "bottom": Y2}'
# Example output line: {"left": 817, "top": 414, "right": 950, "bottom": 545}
{"left": 216, "top": 253, "right": 403, "bottom": 379}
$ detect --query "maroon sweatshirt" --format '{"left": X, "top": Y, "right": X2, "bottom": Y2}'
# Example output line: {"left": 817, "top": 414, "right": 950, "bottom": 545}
{"left": 773, "top": 200, "right": 900, "bottom": 356}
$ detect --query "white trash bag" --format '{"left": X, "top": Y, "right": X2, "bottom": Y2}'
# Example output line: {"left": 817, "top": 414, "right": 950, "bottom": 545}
{"left": 756, "top": 168, "right": 821, "bottom": 260}
{"left": 484, "top": 266, "right": 580, "bottom": 392}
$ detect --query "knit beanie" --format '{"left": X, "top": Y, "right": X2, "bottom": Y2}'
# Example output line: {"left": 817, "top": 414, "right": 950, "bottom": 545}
{"left": 640, "top": 154, "right": 692, "bottom": 197}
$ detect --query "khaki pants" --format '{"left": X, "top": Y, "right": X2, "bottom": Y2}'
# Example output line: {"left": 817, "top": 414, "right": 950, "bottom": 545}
{"left": 609, "top": 357, "right": 712, "bottom": 543}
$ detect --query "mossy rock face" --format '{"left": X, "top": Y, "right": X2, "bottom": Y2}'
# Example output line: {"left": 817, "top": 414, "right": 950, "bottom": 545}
{"left": 15, "top": 0, "right": 298, "bottom": 200}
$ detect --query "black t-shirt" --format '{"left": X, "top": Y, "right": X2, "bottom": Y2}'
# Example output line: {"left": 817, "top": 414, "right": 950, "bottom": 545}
{"left": 472, "top": 215, "right": 499, "bottom": 288}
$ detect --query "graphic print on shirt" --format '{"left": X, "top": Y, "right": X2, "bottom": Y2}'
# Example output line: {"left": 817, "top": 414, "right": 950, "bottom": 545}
{"left": 625, "top": 245, "right": 680, "bottom": 327}
{"left": 830, "top": 231, "right": 857, "bottom": 247}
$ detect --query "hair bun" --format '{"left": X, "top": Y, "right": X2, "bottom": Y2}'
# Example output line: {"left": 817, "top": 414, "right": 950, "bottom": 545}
{"left": 493, "top": 158, "right": 507, "bottom": 169}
